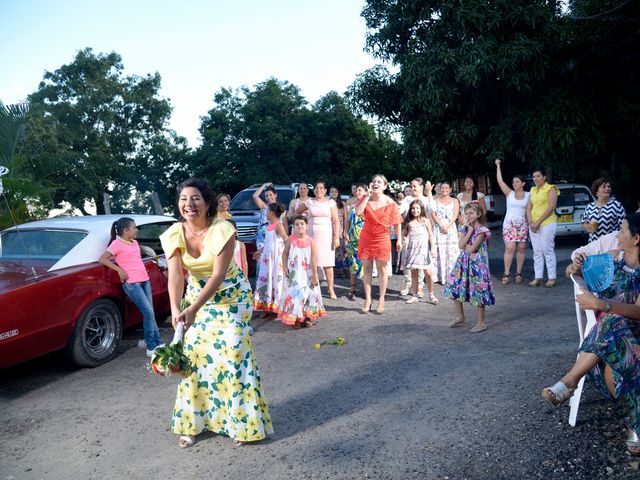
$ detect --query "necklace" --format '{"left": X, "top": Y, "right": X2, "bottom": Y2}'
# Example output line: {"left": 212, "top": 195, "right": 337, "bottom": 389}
{"left": 184, "top": 221, "right": 210, "bottom": 237}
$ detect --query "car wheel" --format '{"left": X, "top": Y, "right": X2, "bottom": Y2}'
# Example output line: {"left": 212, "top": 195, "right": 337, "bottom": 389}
{"left": 65, "top": 299, "right": 122, "bottom": 367}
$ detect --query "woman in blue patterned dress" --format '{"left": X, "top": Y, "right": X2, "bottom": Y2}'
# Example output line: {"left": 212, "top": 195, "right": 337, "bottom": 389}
{"left": 161, "top": 178, "right": 272, "bottom": 449}
{"left": 344, "top": 183, "right": 367, "bottom": 299}
{"left": 443, "top": 202, "right": 495, "bottom": 333}
{"left": 543, "top": 213, "right": 640, "bottom": 456}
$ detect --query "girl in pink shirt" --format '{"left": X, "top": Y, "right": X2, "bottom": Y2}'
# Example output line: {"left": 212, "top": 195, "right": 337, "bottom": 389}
{"left": 99, "top": 217, "right": 164, "bottom": 356}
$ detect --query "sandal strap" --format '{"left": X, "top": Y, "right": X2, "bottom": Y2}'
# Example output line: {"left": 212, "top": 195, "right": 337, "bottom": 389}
{"left": 547, "top": 381, "right": 574, "bottom": 403}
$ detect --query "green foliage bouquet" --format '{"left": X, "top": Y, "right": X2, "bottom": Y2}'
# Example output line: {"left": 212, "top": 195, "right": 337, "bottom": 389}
{"left": 150, "top": 322, "right": 191, "bottom": 377}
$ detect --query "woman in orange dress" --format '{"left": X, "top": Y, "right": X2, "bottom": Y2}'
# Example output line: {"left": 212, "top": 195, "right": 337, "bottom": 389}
{"left": 356, "top": 174, "right": 403, "bottom": 314}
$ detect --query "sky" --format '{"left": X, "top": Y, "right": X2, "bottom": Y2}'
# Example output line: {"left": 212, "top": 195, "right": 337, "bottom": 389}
{"left": 0, "top": 0, "right": 378, "bottom": 147}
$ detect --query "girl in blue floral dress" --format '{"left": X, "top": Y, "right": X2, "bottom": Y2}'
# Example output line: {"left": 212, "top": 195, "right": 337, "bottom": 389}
{"left": 444, "top": 202, "right": 495, "bottom": 333}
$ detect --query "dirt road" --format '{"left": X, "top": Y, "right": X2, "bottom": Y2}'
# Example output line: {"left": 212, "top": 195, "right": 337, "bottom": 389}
{"left": 1, "top": 233, "right": 638, "bottom": 479}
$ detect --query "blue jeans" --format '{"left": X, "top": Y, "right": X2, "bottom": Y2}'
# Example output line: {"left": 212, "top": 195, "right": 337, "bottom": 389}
{"left": 122, "top": 280, "right": 163, "bottom": 350}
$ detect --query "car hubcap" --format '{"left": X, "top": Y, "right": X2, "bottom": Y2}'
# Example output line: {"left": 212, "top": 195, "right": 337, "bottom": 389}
{"left": 83, "top": 307, "right": 116, "bottom": 358}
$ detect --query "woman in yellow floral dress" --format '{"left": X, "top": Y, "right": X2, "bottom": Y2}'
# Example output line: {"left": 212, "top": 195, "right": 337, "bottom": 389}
{"left": 160, "top": 178, "right": 273, "bottom": 448}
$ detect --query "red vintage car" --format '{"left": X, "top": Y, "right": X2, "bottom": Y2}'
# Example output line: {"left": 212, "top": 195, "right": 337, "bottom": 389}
{"left": 0, "top": 214, "right": 176, "bottom": 368}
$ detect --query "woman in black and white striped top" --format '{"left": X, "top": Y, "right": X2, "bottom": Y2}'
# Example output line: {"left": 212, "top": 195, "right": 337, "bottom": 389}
{"left": 582, "top": 177, "right": 626, "bottom": 242}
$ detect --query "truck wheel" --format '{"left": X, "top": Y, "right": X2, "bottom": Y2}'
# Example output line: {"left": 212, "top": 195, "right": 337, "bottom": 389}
{"left": 65, "top": 299, "right": 122, "bottom": 367}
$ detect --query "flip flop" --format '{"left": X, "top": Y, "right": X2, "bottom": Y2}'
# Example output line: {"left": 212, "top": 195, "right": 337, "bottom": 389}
{"left": 178, "top": 435, "right": 195, "bottom": 448}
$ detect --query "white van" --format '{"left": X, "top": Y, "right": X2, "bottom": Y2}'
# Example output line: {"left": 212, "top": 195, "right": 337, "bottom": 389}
{"left": 555, "top": 183, "right": 595, "bottom": 237}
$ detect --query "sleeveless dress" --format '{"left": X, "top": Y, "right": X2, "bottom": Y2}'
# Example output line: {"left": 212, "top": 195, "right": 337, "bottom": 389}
{"left": 278, "top": 235, "right": 326, "bottom": 326}
{"left": 443, "top": 226, "right": 495, "bottom": 307}
{"left": 306, "top": 198, "right": 336, "bottom": 267}
{"left": 432, "top": 200, "right": 460, "bottom": 283}
{"left": 254, "top": 224, "right": 285, "bottom": 313}
{"left": 402, "top": 220, "right": 432, "bottom": 270}
{"left": 159, "top": 221, "right": 272, "bottom": 442}
{"left": 346, "top": 207, "right": 364, "bottom": 278}
{"left": 579, "top": 255, "right": 640, "bottom": 434}
{"left": 334, "top": 206, "right": 350, "bottom": 277}
{"left": 502, "top": 191, "right": 530, "bottom": 242}
{"left": 358, "top": 202, "right": 403, "bottom": 262}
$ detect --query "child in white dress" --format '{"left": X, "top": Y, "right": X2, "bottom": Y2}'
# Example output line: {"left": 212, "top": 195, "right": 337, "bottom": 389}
{"left": 279, "top": 216, "right": 326, "bottom": 328}
{"left": 253, "top": 203, "right": 287, "bottom": 317}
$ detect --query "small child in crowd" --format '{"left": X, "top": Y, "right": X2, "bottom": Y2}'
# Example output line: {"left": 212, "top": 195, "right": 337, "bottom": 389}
{"left": 99, "top": 217, "right": 164, "bottom": 357}
{"left": 402, "top": 200, "right": 438, "bottom": 305}
{"left": 443, "top": 203, "right": 495, "bottom": 332}
{"left": 278, "top": 216, "right": 326, "bottom": 328}
{"left": 253, "top": 203, "right": 287, "bottom": 317}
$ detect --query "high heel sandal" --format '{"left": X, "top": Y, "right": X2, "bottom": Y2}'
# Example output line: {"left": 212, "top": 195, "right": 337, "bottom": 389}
{"left": 376, "top": 299, "right": 385, "bottom": 314}
{"left": 529, "top": 278, "right": 543, "bottom": 287}
{"left": 515, "top": 273, "right": 523, "bottom": 284}
{"left": 360, "top": 300, "right": 372, "bottom": 314}
{"left": 501, "top": 273, "right": 510, "bottom": 285}
{"left": 347, "top": 286, "right": 356, "bottom": 300}
{"left": 541, "top": 381, "right": 575, "bottom": 406}
{"left": 544, "top": 279, "right": 556, "bottom": 288}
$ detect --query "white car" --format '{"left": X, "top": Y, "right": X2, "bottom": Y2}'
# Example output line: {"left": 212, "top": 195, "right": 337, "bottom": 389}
{"left": 555, "top": 183, "right": 595, "bottom": 237}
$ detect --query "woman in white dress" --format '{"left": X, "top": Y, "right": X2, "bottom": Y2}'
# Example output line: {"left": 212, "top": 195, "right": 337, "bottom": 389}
{"left": 431, "top": 181, "right": 460, "bottom": 284}
{"left": 296, "top": 181, "right": 340, "bottom": 299}
{"left": 495, "top": 159, "right": 530, "bottom": 284}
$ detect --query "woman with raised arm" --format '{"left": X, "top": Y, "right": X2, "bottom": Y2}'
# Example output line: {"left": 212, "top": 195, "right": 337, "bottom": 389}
{"left": 296, "top": 181, "right": 341, "bottom": 299}
{"left": 356, "top": 174, "right": 403, "bottom": 314}
{"left": 495, "top": 159, "right": 530, "bottom": 285}
{"left": 160, "top": 178, "right": 272, "bottom": 449}
{"left": 253, "top": 182, "right": 287, "bottom": 252}
{"left": 526, "top": 168, "right": 559, "bottom": 287}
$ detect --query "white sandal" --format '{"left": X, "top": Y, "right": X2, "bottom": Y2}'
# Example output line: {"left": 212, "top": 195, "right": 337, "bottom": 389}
{"left": 427, "top": 292, "right": 439, "bottom": 305}
{"left": 541, "top": 381, "right": 575, "bottom": 406}
{"left": 178, "top": 435, "right": 195, "bottom": 448}
{"left": 405, "top": 296, "right": 419, "bottom": 304}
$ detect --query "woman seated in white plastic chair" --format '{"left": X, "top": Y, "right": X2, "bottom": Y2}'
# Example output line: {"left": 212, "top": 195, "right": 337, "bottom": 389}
{"left": 543, "top": 213, "right": 640, "bottom": 456}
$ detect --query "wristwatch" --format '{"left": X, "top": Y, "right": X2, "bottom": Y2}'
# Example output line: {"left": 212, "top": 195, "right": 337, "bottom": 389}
{"left": 603, "top": 301, "right": 613, "bottom": 313}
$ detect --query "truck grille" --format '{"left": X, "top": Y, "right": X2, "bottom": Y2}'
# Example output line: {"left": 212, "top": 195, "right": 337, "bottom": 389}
{"left": 236, "top": 225, "right": 258, "bottom": 240}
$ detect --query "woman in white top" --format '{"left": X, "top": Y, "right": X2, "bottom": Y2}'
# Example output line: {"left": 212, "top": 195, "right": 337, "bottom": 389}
{"left": 456, "top": 176, "right": 487, "bottom": 221}
{"left": 495, "top": 159, "right": 530, "bottom": 284}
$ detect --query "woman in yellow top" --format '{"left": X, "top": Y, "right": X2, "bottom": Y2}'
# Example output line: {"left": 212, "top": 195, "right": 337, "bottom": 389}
{"left": 215, "top": 193, "right": 232, "bottom": 219}
{"left": 160, "top": 178, "right": 272, "bottom": 448}
{"left": 526, "top": 168, "right": 560, "bottom": 287}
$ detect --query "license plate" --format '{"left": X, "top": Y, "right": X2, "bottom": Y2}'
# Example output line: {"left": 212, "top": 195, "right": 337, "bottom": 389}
{"left": 558, "top": 214, "right": 573, "bottom": 223}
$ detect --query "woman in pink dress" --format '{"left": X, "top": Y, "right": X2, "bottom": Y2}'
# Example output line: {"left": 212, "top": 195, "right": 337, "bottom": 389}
{"left": 296, "top": 181, "right": 340, "bottom": 299}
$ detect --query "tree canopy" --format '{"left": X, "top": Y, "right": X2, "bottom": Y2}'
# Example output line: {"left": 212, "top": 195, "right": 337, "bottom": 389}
{"left": 351, "top": 0, "right": 640, "bottom": 206}
{"left": 192, "top": 78, "right": 401, "bottom": 193}
{"left": 24, "top": 48, "right": 187, "bottom": 215}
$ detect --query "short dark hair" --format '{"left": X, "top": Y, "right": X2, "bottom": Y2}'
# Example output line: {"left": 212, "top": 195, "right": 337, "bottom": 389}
{"left": 591, "top": 177, "right": 611, "bottom": 197}
{"left": 176, "top": 178, "right": 217, "bottom": 218}
{"left": 292, "top": 215, "right": 308, "bottom": 224}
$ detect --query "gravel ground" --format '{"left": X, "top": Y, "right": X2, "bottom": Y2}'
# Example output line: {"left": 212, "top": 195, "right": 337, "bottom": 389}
{"left": 1, "top": 230, "right": 639, "bottom": 479}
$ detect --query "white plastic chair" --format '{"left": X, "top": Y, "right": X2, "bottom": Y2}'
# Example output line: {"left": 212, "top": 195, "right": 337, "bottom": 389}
{"left": 568, "top": 274, "right": 598, "bottom": 426}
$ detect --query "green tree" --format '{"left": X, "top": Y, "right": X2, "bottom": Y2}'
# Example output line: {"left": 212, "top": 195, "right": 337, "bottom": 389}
{"left": 0, "top": 103, "right": 61, "bottom": 228}
{"left": 26, "top": 48, "right": 183, "bottom": 214}
{"left": 194, "top": 78, "right": 402, "bottom": 193}
{"left": 350, "top": 0, "right": 607, "bottom": 181}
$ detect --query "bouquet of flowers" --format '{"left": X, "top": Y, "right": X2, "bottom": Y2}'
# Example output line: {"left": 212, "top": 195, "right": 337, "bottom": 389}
{"left": 388, "top": 179, "right": 409, "bottom": 195}
{"left": 150, "top": 321, "right": 191, "bottom": 378}
{"left": 314, "top": 337, "right": 347, "bottom": 350}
